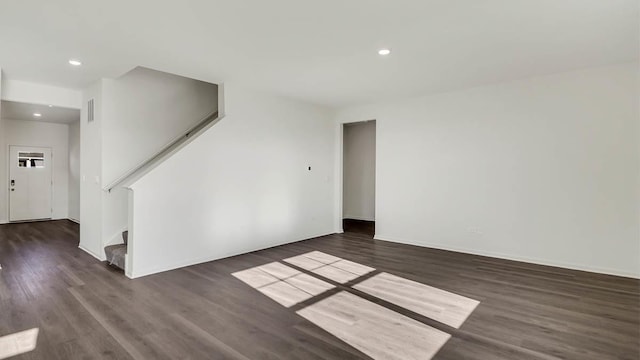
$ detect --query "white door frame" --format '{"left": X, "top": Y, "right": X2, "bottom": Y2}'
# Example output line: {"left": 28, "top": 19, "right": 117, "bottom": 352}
{"left": 334, "top": 119, "right": 377, "bottom": 234}
{"left": 8, "top": 145, "right": 54, "bottom": 222}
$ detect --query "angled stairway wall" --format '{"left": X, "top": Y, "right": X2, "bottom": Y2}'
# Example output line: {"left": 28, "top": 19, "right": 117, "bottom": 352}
{"left": 126, "top": 83, "right": 335, "bottom": 278}
{"left": 79, "top": 67, "right": 218, "bottom": 261}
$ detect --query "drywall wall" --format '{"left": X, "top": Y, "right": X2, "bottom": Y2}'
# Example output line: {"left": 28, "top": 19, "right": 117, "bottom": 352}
{"left": 0, "top": 75, "right": 80, "bottom": 223}
{"left": 0, "top": 69, "right": 4, "bottom": 223}
{"left": 68, "top": 120, "right": 80, "bottom": 222}
{"left": 335, "top": 62, "right": 640, "bottom": 278}
{"left": 0, "top": 70, "right": 4, "bottom": 223}
{"left": 102, "top": 187, "right": 127, "bottom": 246}
{"left": 79, "top": 80, "right": 104, "bottom": 260}
{"left": 78, "top": 70, "right": 218, "bottom": 261}
{"left": 98, "top": 68, "right": 218, "bottom": 260}
{"left": 101, "top": 67, "right": 218, "bottom": 186}
{"left": 128, "top": 83, "right": 335, "bottom": 278}
{"left": 2, "top": 119, "right": 69, "bottom": 219}
{"left": 343, "top": 121, "right": 376, "bottom": 221}
{"left": 1, "top": 79, "right": 82, "bottom": 109}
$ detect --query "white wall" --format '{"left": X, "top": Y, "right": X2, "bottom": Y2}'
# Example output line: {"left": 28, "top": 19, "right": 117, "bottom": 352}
{"left": 2, "top": 119, "right": 69, "bottom": 220}
{"left": 343, "top": 121, "right": 376, "bottom": 221}
{"left": 101, "top": 67, "right": 218, "bottom": 186}
{"left": 80, "top": 69, "right": 218, "bottom": 260}
{"left": 0, "top": 69, "right": 4, "bottom": 223}
{"left": 1, "top": 79, "right": 82, "bottom": 109}
{"left": 335, "top": 62, "right": 640, "bottom": 278}
{"left": 68, "top": 120, "right": 80, "bottom": 222}
{"left": 0, "top": 75, "right": 80, "bottom": 224}
{"left": 99, "top": 68, "right": 218, "bottom": 256}
{"left": 128, "top": 83, "right": 335, "bottom": 278}
{"left": 79, "top": 81, "right": 104, "bottom": 260}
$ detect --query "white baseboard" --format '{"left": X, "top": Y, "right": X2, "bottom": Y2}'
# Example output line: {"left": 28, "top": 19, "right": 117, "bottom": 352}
{"left": 78, "top": 245, "right": 105, "bottom": 261}
{"left": 374, "top": 234, "right": 640, "bottom": 280}
{"left": 130, "top": 231, "right": 335, "bottom": 279}
{"left": 1, "top": 218, "right": 78, "bottom": 225}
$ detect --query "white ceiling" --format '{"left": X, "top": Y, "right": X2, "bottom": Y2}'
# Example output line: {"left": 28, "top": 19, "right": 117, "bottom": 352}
{"left": 1, "top": 100, "right": 80, "bottom": 124}
{"left": 0, "top": 0, "right": 637, "bottom": 108}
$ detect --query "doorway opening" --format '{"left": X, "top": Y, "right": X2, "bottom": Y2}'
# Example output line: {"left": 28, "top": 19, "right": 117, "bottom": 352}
{"left": 1, "top": 99, "right": 81, "bottom": 224}
{"left": 342, "top": 120, "right": 376, "bottom": 237}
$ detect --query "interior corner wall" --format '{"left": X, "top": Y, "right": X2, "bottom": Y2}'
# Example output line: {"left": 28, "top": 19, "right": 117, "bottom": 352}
{"left": 79, "top": 80, "right": 104, "bottom": 260}
{"left": 0, "top": 68, "right": 5, "bottom": 223}
{"left": 101, "top": 67, "right": 218, "bottom": 186}
{"left": 68, "top": 120, "right": 80, "bottom": 222}
{"left": 335, "top": 62, "right": 640, "bottom": 278}
{"left": 3, "top": 119, "right": 70, "bottom": 219}
{"left": 102, "top": 187, "right": 127, "bottom": 247}
{"left": 128, "top": 83, "right": 335, "bottom": 278}
{"left": 343, "top": 121, "right": 376, "bottom": 221}
{"left": 79, "top": 70, "right": 219, "bottom": 261}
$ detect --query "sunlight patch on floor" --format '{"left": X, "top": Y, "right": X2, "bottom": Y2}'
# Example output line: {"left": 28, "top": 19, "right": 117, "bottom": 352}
{"left": 0, "top": 328, "right": 39, "bottom": 360}
{"left": 354, "top": 272, "right": 480, "bottom": 328}
{"left": 232, "top": 262, "right": 334, "bottom": 307}
{"left": 298, "top": 291, "right": 451, "bottom": 360}
{"left": 232, "top": 251, "right": 480, "bottom": 360}
{"left": 284, "top": 252, "right": 375, "bottom": 283}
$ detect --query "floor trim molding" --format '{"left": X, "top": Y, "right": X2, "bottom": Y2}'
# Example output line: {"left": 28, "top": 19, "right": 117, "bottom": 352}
{"left": 374, "top": 234, "right": 640, "bottom": 280}
{"left": 130, "top": 231, "right": 336, "bottom": 279}
{"left": 78, "top": 245, "right": 105, "bottom": 262}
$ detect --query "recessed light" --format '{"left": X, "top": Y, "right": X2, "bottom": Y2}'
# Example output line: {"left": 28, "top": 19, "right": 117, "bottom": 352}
{"left": 68, "top": 59, "right": 82, "bottom": 66}
{"left": 33, "top": 113, "right": 42, "bottom": 117}
{"left": 48, "top": 104, "right": 53, "bottom": 107}
{"left": 378, "top": 48, "right": 391, "bottom": 56}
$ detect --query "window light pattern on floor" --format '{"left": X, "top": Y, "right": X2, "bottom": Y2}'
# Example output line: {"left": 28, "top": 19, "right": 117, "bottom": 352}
{"left": 232, "top": 262, "right": 334, "bottom": 307}
{"left": 232, "top": 251, "right": 480, "bottom": 360}
{"left": 284, "top": 251, "right": 375, "bottom": 283}
{"left": 354, "top": 272, "right": 480, "bottom": 329}
{"left": 0, "top": 328, "right": 39, "bottom": 360}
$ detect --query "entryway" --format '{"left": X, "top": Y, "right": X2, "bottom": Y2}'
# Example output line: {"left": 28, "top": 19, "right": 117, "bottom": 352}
{"left": 342, "top": 120, "right": 376, "bottom": 237}
{"left": 9, "top": 146, "right": 53, "bottom": 221}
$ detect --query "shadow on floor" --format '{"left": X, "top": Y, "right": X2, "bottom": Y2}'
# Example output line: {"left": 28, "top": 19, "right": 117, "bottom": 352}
{"left": 342, "top": 219, "right": 375, "bottom": 238}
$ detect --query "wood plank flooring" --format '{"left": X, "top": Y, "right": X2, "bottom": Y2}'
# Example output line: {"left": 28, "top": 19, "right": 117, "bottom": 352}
{"left": 1, "top": 220, "right": 639, "bottom": 359}
{"left": 297, "top": 291, "right": 451, "bottom": 360}
{"left": 353, "top": 272, "right": 479, "bottom": 329}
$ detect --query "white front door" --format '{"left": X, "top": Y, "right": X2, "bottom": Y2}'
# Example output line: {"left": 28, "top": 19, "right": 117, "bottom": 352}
{"left": 9, "top": 146, "right": 53, "bottom": 222}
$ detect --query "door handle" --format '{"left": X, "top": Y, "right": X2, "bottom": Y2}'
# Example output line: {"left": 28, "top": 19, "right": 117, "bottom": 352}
{"left": 10, "top": 179, "right": 15, "bottom": 186}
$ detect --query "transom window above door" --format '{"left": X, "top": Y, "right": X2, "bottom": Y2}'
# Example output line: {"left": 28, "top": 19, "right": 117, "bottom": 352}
{"left": 17, "top": 152, "right": 45, "bottom": 168}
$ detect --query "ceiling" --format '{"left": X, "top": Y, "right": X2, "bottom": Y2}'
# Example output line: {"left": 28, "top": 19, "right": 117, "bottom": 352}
{"left": 0, "top": 0, "right": 637, "bottom": 108}
{"left": 1, "top": 100, "right": 80, "bottom": 124}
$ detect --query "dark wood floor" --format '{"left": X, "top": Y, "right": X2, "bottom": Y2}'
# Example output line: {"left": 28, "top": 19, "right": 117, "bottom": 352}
{"left": 0, "top": 220, "right": 638, "bottom": 359}
{"left": 342, "top": 219, "right": 375, "bottom": 238}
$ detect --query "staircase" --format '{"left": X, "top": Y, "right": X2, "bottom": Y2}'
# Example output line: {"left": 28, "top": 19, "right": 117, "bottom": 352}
{"left": 104, "top": 230, "right": 128, "bottom": 270}
{"left": 100, "top": 109, "right": 223, "bottom": 275}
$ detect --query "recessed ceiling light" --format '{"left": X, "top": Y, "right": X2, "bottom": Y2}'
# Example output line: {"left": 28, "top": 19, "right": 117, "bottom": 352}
{"left": 48, "top": 104, "right": 53, "bottom": 107}
{"left": 68, "top": 59, "right": 82, "bottom": 66}
{"left": 378, "top": 48, "right": 391, "bottom": 56}
{"left": 33, "top": 113, "right": 42, "bottom": 117}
